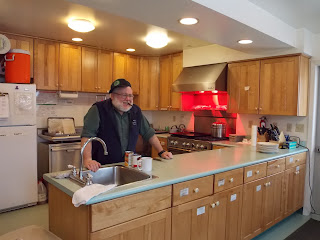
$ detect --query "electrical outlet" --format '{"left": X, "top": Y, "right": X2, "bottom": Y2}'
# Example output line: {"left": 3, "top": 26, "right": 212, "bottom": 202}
{"left": 248, "top": 121, "right": 253, "bottom": 128}
{"left": 287, "top": 123, "right": 292, "bottom": 132}
{"left": 295, "top": 124, "right": 304, "bottom": 133}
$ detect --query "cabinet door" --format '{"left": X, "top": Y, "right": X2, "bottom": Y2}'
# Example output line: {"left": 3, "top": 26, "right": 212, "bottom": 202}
{"left": 159, "top": 55, "right": 172, "bottom": 110}
{"left": 98, "top": 50, "right": 113, "bottom": 93}
{"left": 262, "top": 172, "right": 285, "bottom": 230}
{"left": 59, "top": 44, "right": 81, "bottom": 91}
{"left": 113, "top": 52, "right": 126, "bottom": 80}
{"left": 6, "top": 34, "right": 34, "bottom": 78}
{"left": 81, "top": 47, "right": 98, "bottom": 92}
{"left": 170, "top": 52, "right": 183, "bottom": 111}
{"left": 151, "top": 137, "right": 167, "bottom": 158}
{"left": 283, "top": 164, "right": 306, "bottom": 217}
{"left": 127, "top": 55, "right": 140, "bottom": 95}
{"left": 34, "top": 39, "right": 59, "bottom": 90}
{"left": 227, "top": 61, "right": 260, "bottom": 114}
{"left": 208, "top": 185, "right": 243, "bottom": 240}
{"left": 241, "top": 177, "right": 266, "bottom": 240}
{"left": 91, "top": 209, "right": 171, "bottom": 240}
{"left": 139, "top": 57, "right": 159, "bottom": 110}
{"left": 172, "top": 196, "right": 211, "bottom": 240}
{"left": 259, "top": 57, "right": 299, "bottom": 115}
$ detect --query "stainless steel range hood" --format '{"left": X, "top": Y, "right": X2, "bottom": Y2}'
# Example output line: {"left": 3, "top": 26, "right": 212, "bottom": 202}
{"left": 172, "top": 63, "right": 227, "bottom": 92}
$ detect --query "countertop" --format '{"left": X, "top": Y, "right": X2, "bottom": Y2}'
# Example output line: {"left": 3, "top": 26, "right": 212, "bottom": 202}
{"left": 43, "top": 144, "right": 308, "bottom": 205}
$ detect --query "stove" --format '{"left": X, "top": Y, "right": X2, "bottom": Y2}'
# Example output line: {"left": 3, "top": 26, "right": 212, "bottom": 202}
{"left": 167, "top": 132, "right": 228, "bottom": 154}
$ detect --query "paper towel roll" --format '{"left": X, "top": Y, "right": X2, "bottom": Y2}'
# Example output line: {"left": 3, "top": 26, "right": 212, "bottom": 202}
{"left": 251, "top": 125, "right": 257, "bottom": 146}
{"left": 58, "top": 91, "right": 78, "bottom": 99}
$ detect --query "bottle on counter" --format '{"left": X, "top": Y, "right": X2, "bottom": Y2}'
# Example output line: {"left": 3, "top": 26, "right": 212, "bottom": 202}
{"left": 37, "top": 179, "right": 47, "bottom": 204}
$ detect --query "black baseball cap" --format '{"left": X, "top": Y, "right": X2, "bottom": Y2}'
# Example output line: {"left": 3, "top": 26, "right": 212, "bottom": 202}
{"left": 109, "top": 79, "right": 132, "bottom": 93}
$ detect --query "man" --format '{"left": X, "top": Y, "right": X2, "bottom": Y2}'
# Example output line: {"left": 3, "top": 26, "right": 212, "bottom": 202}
{"left": 81, "top": 78, "right": 173, "bottom": 171}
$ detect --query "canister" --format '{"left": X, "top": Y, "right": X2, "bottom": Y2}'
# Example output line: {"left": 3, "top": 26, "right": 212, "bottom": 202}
{"left": 211, "top": 122, "right": 226, "bottom": 138}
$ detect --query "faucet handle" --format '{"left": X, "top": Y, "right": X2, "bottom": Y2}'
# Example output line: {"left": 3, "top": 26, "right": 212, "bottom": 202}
{"left": 86, "top": 173, "right": 93, "bottom": 186}
{"left": 68, "top": 165, "right": 77, "bottom": 176}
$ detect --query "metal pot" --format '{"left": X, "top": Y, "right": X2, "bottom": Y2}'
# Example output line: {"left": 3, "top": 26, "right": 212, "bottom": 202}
{"left": 211, "top": 122, "right": 226, "bottom": 138}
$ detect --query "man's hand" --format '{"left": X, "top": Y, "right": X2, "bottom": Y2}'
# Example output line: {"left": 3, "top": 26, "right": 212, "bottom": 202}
{"left": 84, "top": 159, "right": 101, "bottom": 172}
{"left": 160, "top": 151, "right": 173, "bottom": 159}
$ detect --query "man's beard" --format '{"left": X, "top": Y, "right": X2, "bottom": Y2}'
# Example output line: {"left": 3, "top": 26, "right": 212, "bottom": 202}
{"left": 112, "top": 98, "right": 132, "bottom": 112}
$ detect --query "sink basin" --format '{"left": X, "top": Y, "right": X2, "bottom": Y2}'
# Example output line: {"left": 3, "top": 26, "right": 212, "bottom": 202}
{"left": 70, "top": 166, "right": 153, "bottom": 187}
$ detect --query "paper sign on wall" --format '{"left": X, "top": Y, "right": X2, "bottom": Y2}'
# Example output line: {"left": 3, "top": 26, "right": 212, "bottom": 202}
{"left": 218, "top": 179, "right": 225, "bottom": 187}
{"left": 180, "top": 188, "right": 189, "bottom": 197}
{"left": 197, "top": 206, "right": 205, "bottom": 216}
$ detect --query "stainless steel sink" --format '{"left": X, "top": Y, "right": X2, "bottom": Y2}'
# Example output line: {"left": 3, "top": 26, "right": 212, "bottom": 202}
{"left": 69, "top": 165, "right": 153, "bottom": 187}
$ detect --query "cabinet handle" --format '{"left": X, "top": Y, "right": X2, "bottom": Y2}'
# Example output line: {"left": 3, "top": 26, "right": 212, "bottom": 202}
{"left": 268, "top": 182, "right": 271, "bottom": 186}
{"left": 264, "top": 182, "right": 271, "bottom": 187}
{"left": 256, "top": 170, "right": 260, "bottom": 174}
{"left": 295, "top": 171, "right": 300, "bottom": 175}
{"left": 259, "top": 107, "right": 262, "bottom": 110}
{"left": 98, "top": 87, "right": 101, "bottom": 89}
{"left": 215, "top": 201, "right": 220, "bottom": 206}
{"left": 193, "top": 188, "right": 199, "bottom": 193}
{"left": 296, "top": 159, "right": 300, "bottom": 162}
{"left": 229, "top": 178, "right": 234, "bottom": 183}
{"left": 211, "top": 203, "right": 216, "bottom": 208}
{"left": 156, "top": 105, "right": 158, "bottom": 108}
{"left": 59, "top": 84, "right": 63, "bottom": 87}
{"left": 255, "top": 107, "right": 258, "bottom": 110}
{"left": 264, "top": 182, "right": 268, "bottom": 187}
{"left": 56, "top": 84, "right": 58, "bottom": 87}
{"left": 95, "top": 87, "right": 98, "bottom": 89}
{"left": 277, "top": 165, "right": 280, "bottom": 168}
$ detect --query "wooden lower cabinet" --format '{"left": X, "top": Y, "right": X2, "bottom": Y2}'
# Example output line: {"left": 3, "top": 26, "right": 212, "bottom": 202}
{"left": 90, "top": 209, "right": 171, "bottom": 240}
{"left": 283, "top": 164, "right": 306, "bottom": 217}
{"left": 172, "top": 186, "right": 242, "bottom": 240}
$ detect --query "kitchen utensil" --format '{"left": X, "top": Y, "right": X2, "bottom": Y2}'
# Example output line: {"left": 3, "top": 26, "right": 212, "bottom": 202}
{"left": 211, "top": 122, "right": 226, "bottom": 138}
{"left": 170, "top": 125, "right": 178, "bottom": 133}
{"left": 137, "top": 157, "right": 152, "bottom": 172}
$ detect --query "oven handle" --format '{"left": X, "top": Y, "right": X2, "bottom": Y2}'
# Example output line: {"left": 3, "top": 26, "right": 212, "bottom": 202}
{"left": 168, "top": 147, "right": 192, "bottom": 153}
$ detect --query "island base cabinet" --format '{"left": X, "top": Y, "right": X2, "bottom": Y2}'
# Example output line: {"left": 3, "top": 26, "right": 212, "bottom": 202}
{"left": 90, "top": 209, "right": 171, "bottom": 240}
{"left": 283, "top": 164, "right": 306, "bottom": 217}
{"left": 208, "top": 185, "right": 243, "bottom": 240}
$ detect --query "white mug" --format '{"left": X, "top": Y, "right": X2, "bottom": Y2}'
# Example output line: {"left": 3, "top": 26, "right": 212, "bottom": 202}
{"left": 138, "top": 157, "right": 152, "bottom": 172}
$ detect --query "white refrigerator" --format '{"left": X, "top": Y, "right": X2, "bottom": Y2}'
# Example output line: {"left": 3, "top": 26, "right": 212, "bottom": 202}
{"left": 0, "top": 83, "right": 37, "bottom": 212}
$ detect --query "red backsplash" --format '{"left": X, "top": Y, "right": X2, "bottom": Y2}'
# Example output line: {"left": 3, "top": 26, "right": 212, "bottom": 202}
{"left": 181, "top": 91, "right": 228, "bottom": 111}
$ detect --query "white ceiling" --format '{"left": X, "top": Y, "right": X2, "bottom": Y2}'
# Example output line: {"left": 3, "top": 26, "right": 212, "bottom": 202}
{"left": 249, "top": 0, "right": 320, "bottom": 34}
{"left": 0, "top": 0, "right": 318, "bottom": 56}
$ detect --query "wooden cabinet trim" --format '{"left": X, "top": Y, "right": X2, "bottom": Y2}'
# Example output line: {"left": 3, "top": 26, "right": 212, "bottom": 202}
{"left": 214, "top": 168, "right": 244, "bottom": 193}
{"left": 285, "top": 152, "right": 307, "bottom": 169}
{"left": 244, "top": 162, "right": 267, "bottom": 183}
{"left": 267, "top": 158, "right": 285, "bottom": 176}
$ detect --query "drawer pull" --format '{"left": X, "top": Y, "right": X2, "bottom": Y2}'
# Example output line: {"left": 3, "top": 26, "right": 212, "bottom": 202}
{"left": 264, "top": 182, "right": 268, "bottom": 187}
{"left": 264, "top": 182, "right": 271, "bottom": 187}
{"left": 256, "top": 170, "right": 260, "bottom": 174}
{"left": 295, "top": 171, "right": 300, "bottom": 175}
{"left": 296, "top": 159, "right": 300, "bottom": 162}
{"left": 194, "top": 188, "right": 199, "bottom": 193}
{"left": 229, "top": 178, "right": 234, "bottom": 183}
{"left": 211, "top": 203, "right": 216, "bottom": 208}
{"left": 277, "top": 165, "right": 280, "bottom": 168}
{"left": 215, "top": 201, "right": 220, "bottom": 206}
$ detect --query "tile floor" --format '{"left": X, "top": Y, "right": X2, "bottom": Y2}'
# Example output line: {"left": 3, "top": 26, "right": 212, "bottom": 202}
{"left": 0, "top": 204, "right": 312, "bottom": 239}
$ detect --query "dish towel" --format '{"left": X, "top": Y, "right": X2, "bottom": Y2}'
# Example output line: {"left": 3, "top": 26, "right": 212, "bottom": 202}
{"left": 72, "top": 184, "right": 116, "bottom": 207}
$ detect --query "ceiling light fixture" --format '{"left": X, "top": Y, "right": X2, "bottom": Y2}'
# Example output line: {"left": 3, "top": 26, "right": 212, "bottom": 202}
{"left": 238, "top": 39, "right": 253, "bottom": 44}
{"left": 146, "top": 32, "right": 169, "bottom": 49}
{"left": 68, "top": 19, "right": 95, "bottom": 33}
{"left": 72, "top": 38, "right": 83, "bottom": 42}
{"left": 179, "top": 18, "right": 198, "bottom": 25}
{"left": 126, "top": 48, "right": 135, "bottom": 52}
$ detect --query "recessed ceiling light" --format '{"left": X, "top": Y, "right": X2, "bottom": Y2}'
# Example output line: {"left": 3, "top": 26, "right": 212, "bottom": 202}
{"left": 179, "top": 18, "right": 198, "bottom": 25}
{"left": 126, "top": 48, "right": 135, "bottom": 52}
{"left": 72, "top": 38, "right": 83, "bottom": 42}
{"left": 68, "top": 19, "right": 95, "bottom": 33}
{"left": 238, "top": 39, "right": 253, "bottom": 44}
{"left": 146, "top": 32, "right": 169, "bottom": 49}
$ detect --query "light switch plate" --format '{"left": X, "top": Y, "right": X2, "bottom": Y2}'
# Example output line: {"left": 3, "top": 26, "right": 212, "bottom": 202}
{"left": 295, "top": 124, "right": 304, "bottom": 133}
{"left": 287, "top": 123, "right": 292, "bottom": 132}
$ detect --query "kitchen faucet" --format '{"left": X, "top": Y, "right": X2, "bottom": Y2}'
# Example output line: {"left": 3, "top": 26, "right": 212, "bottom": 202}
{"left": 79, "top": 137, "right": 108, "bottom": 180}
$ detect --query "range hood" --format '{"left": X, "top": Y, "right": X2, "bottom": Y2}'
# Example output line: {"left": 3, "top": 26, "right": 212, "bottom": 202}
{"left": 172, "top": 63, "right": 227, "bottom": 92}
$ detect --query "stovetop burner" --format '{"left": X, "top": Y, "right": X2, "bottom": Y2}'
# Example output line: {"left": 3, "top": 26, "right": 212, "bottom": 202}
{"left": 170, "top": 132, "right": 228, "bottom": 141}
{"left": 194, "top": 136, "right": 229, "bottom": 141}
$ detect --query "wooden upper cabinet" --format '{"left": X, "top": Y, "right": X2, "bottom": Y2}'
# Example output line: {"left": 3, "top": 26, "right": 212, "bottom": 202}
{"left": 159, "top": 55, "right": 172, "bottom": 110}
{"left": 139, "top": 57, "right": 159, "bottom": 110}
{"left": 98, "top": 50, "right": 113, "bottom": 93}
{"left": 81, "top": 47, "right": 98, "bottom": 92}
{"left": 171, "top": 52, "right": 183, "bottom": 110}
{"left": 113, "top": 52, "right": 126, "bottom": 80}
{"left": 227, "top": 60, "right": 260, "bottom": 114}
{"left": 34, "top": 39, "right": 59, "bottom": 90}
{"left": 260, "top": 56, "right": 308, "bottom": 116}
{"left": 59, "top": 43, "right": 81, "bottom": 91}
{"left": 227, "top": 55, "right": 309, "bottom": 116}
{"left": 126, "top": 55, "right": 140, "bottom": 95}
{"left": 5, "top": 34, "right": 34, "bottom": 78}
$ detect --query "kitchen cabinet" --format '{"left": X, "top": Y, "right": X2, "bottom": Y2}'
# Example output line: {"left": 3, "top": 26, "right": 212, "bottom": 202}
{"left": 138, "top": 57, "right": 160, "bottom": 110}
{"left": 227, "top": 54, "right": 309, "bottom": 116}
{"left": 59, "top": 43, "right": 81, "bottom": 91}
{"left": 214, "top": 168, "right": 243, "bottom": 193}
{"left": 34, "top": 39, "right": 59, "bottom": 90}
{"left": 151, "top": 136, "right": 167, "bottom": 158}
{"left": 159, "top": 52, "right": 183, "bottom": 111}
{"left": 113, "top": 53, "right": 140, "bottom": 94}
{"left": 81, "top": 47, "right": 113, "bottom": 93}
{"left": 5, "top": 34, "right": 34, "bottom": 78}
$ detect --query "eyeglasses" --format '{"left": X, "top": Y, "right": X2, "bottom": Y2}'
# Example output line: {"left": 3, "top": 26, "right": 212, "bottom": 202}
{"left": 113, "top": 92, "right": 134, "bottom": 99}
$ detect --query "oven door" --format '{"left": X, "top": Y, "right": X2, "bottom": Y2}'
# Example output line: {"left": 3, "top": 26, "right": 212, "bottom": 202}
{"left": 168, "top": 147, "right": 193, "bottom": 155}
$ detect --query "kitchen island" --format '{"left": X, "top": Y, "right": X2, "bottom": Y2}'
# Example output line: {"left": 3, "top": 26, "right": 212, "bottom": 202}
{"left": 44, "top": 144, "right": 308, "bottom": 240}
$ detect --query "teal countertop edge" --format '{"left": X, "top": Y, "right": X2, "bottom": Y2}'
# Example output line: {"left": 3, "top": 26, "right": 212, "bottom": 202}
{"left": 43, "top": 144, "right": 308, "bottom": 206}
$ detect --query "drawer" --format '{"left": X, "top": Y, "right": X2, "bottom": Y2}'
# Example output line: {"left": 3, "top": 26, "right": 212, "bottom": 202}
{"left": 214, "top": 168, "right": 243, "bottom": 193}
{"left": 90, "top": 186, "right": 172, "bottom": 232}
{"left": 172, "top": 175, "right": 214, "bottom": 206}
{"left": 244, "top": 162, "right": 267, "bottom": 183}
{"left": 267, "top": 158, "right": 285, "bottom": 176}
{"left": 285, "top": 152, "right": 307, "bottom": 169}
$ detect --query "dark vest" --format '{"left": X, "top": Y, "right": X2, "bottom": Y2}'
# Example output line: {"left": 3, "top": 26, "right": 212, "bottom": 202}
{"left": 92, "top": 99, "right": 142, "bottom": 164}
